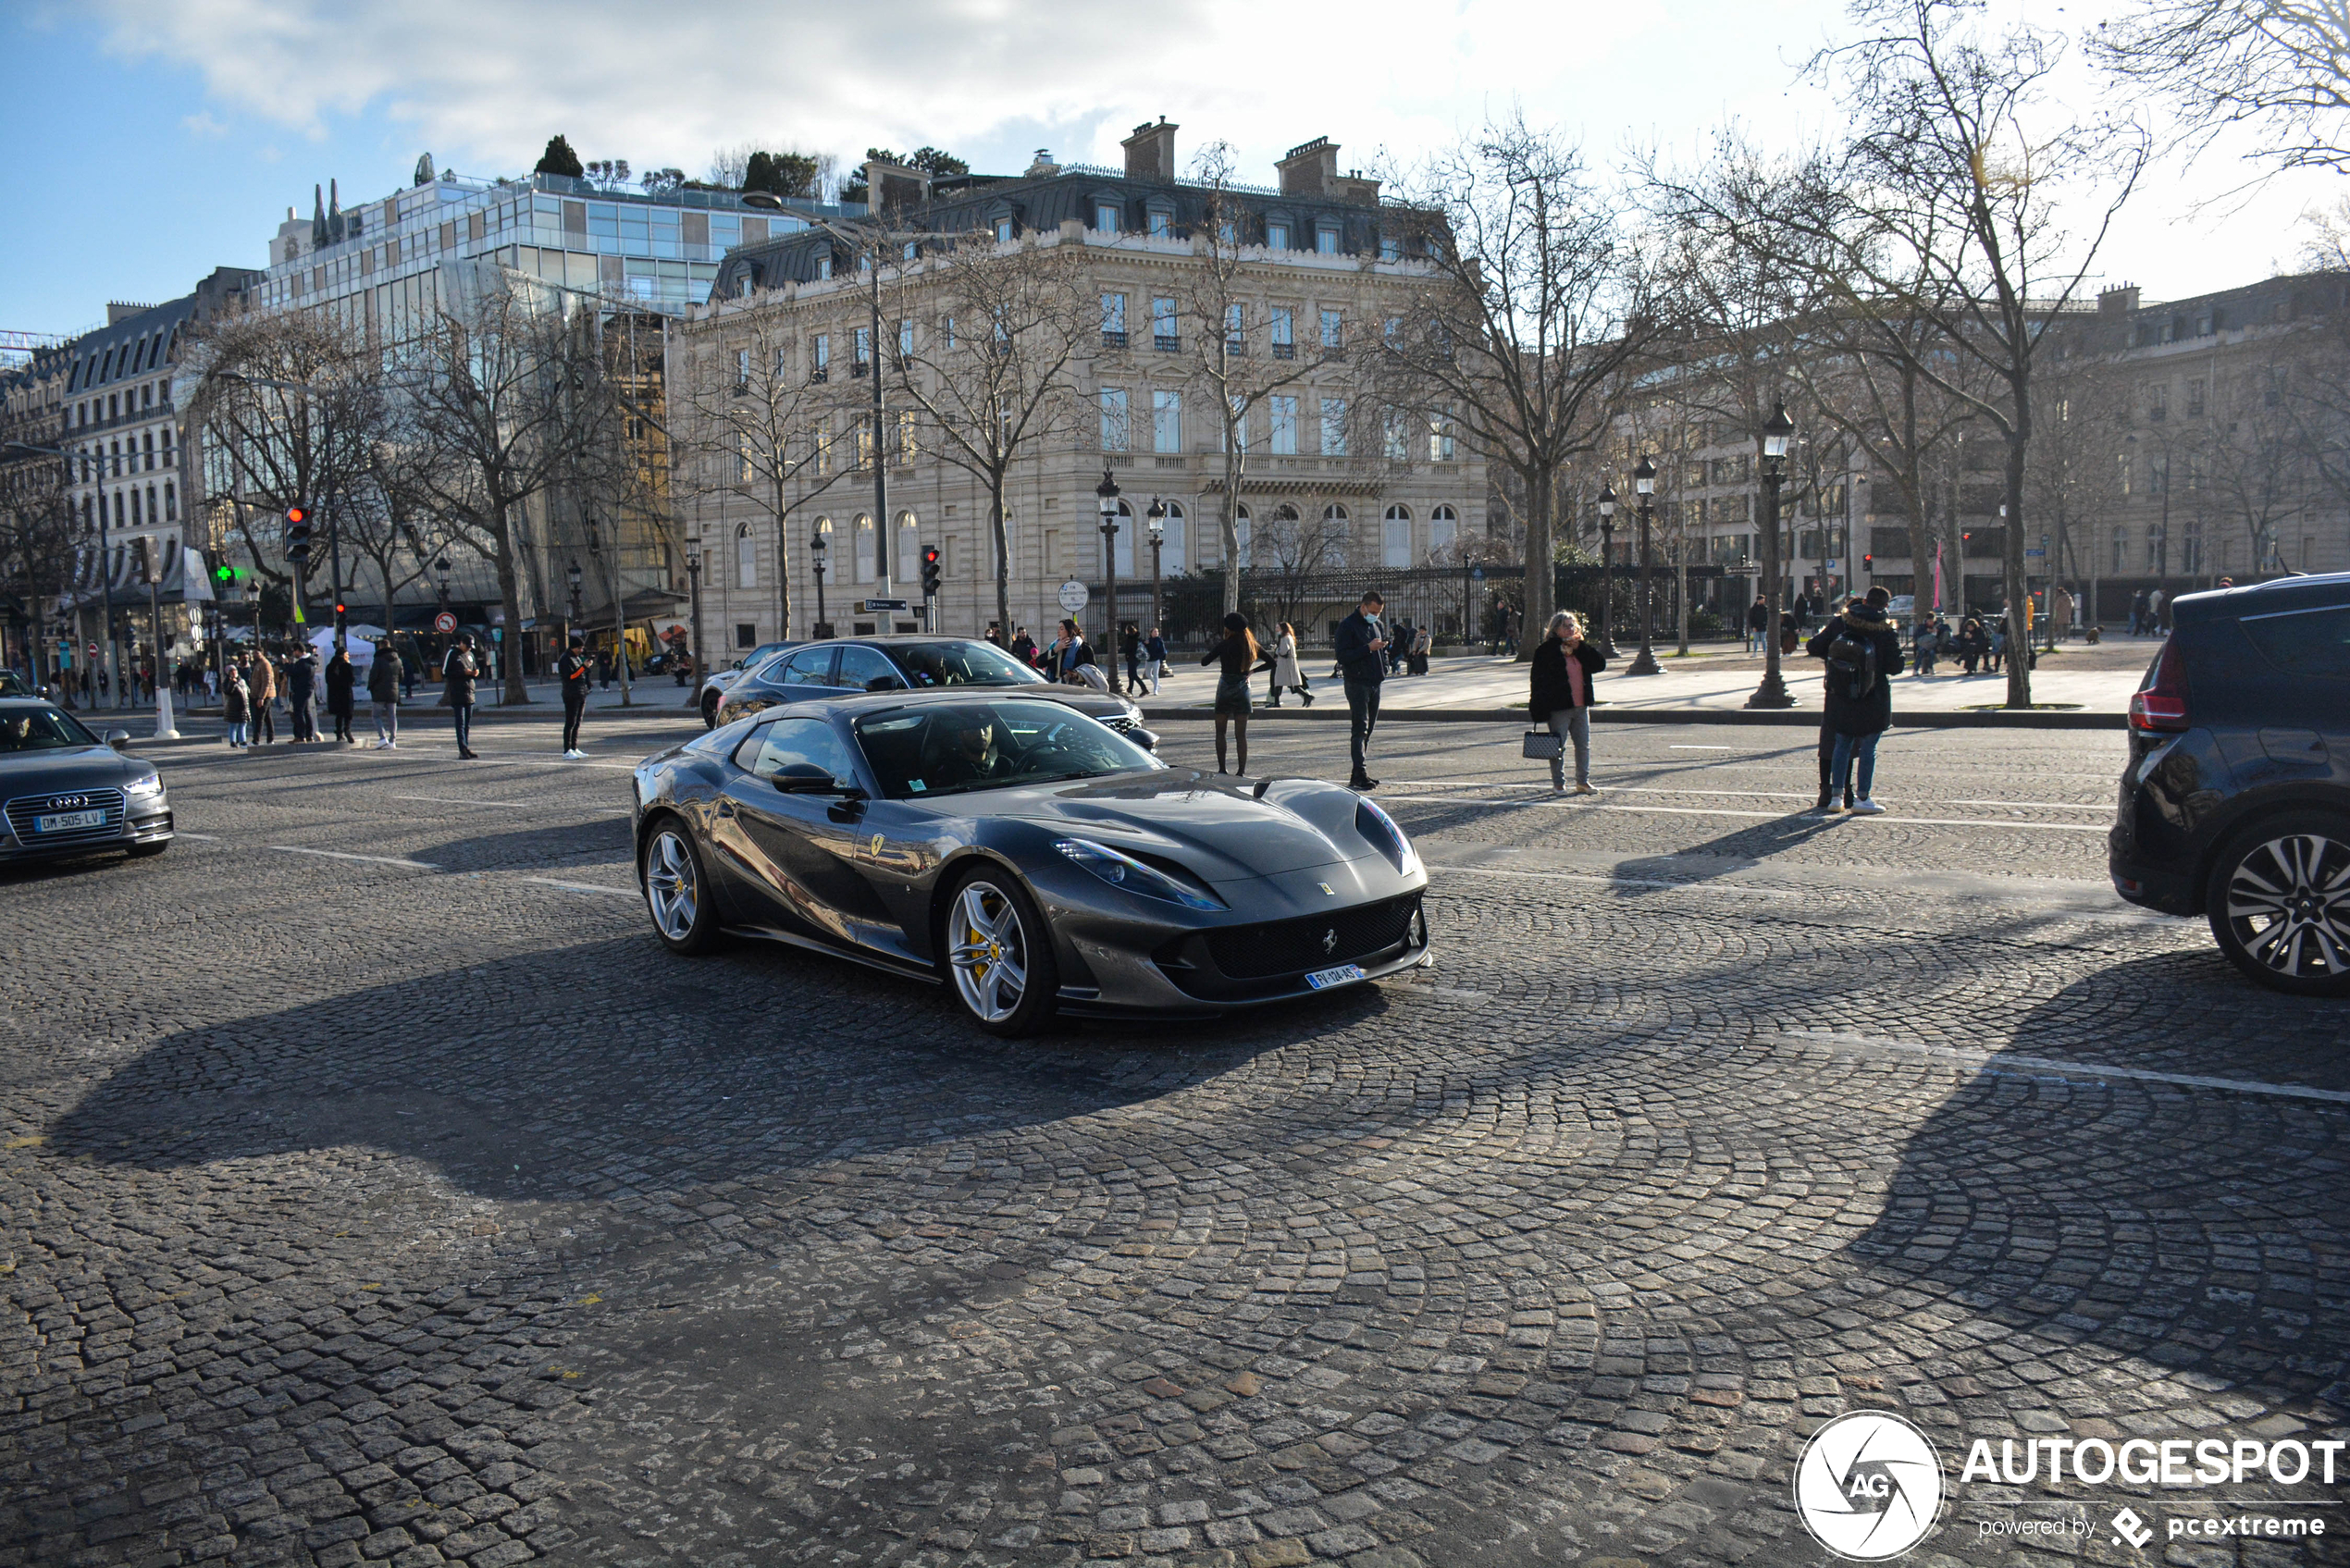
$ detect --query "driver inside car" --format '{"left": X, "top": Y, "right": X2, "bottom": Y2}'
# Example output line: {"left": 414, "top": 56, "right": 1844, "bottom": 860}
{"left": 925, "top": 714, "right": 1019, "bottom": 790}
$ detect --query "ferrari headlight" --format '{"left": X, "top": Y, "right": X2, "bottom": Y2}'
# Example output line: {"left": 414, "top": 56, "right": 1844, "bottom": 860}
{"left": 1053, "top": 838, "right": 1225, "bottom": 910}
{"left": 125, "top": 772, "right": 166, "bottom": 799}
{"left": 1354, "top": 796, "right": 1416, "bottom": 873}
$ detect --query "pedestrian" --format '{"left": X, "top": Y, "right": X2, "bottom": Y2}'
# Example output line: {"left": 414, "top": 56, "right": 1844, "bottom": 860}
{"left": 1334, "top": 589, "right": 1390, "bottom": 791}
{"left": 1010, "top": 626, "right": 1038, "bottom": 669}
{"left": 1267, "top": 621, "right": 1314, "bottom": 707}
{"left": 246, "top": 651, "right": 278, "bottom": 743}
{"left": 2152, "top": 586, "right": 2171, "bottom": 633}
{"left": 984, "top": 621, "right": 1005, "bottom": 649}
{"left": 1121, "top": 622, "right": 1144, "bottom": 693}
{"left": 366, "top": 636, "right": 401, "bottom": 748}
{"left": 221, "top": 666, "right": 251, "bottom": 749}
{"left": 285, "top": 647, "right": 319, "bottom": 742}
{"left": 398, "top": 644, "right": 417, "bottom": 701}
{"left": 1746, "top": 593, "right": 1770, "bottom": 654}
{"left": 558, "top": 632, "right": 592, "bottom": 759}
{"left": 1144, "top": 626, "right": 1168, "bottom": 696}
{"left": 1987, "top": 617, "right": 2007, "bottom": 673}
{"left": 1528, "top": 610, "right": 1606, "bottom": 796}
{"left": 1200, "top": 611, "right": 1263, "bottom": 775}
{"left": 1048, "top": 619, "right": 1095, "bottom": 685}
{"left": 325, "top": 646, "right": 358, "bottom": 744}
{"left": 1807, "top": 596, "right": 1905, "bottom": 816}
{"left": 1911, "top": 618, "right": 1937, "bottom": 677}
{"left": 595, "top": 648, "right": 612, "bottom": 691}
{"left": 1813, "top": 586, "right": 1895, "bottom": 809}
{"left": 443, "top": 635, "right": 481, "bottom": 759}
{"left": 2051, "top": 585, "right": 2073, "bottom": 643}
{"left": 1411, "top": 623, "right": 1431, "bottom": 676}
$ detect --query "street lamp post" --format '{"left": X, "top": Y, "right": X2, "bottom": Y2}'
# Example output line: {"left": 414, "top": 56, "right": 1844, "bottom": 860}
{"left": 1747, "top": 401, "right": 1798, "bottom": 710}
{"left": 685, "top": 537, "right": 704, "bottom": 708}
{"left": 1144, "top": 498, "right": 1167, "bottom": 636}
{"left": 811, "top": 519, "right": 831, "bottom": 636}
{"left": 1627, "top": 456, "right": 1661, "bottom": 675}
{"left": 1095, "top": 469, "right": 1122, "bottom": 694}
{"left": 1596, "top": 485, "right": 1619, "bottom": 658}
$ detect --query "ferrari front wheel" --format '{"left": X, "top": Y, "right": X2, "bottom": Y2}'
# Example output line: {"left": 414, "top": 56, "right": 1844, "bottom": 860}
{"left": 942, "top": 869, "right": 1059, "bottom": 1037}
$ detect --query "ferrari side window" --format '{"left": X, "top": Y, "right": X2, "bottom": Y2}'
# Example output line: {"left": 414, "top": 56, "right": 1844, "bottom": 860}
{"left": 743, "top": 717, "right": 861, "bottom": 788}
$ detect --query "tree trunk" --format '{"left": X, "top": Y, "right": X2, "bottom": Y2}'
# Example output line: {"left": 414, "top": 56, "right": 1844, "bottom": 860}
{"left": 1220, "top": 443, "right": 1244, "bottom": 616}
{"left": 2003, "top": 424, "right": 2033, "bottom": 708}
{"left": 490, "top": 502, "right": 531, "bottom": 704}
{"left": 990, "top": 477, "right": 1012, "bottom": 644}
{"left": 1675, "top": 547, "right": 1690, "bottom": 656}
{"left": 772, "top": 475, "right": 793, "bottom": 640}
{"left": 1520, "top": 465, "right": 1552, "bottom": 661}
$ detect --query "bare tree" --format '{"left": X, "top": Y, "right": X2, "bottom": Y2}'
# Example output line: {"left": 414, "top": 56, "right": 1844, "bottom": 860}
{"left": 0, "top": 385, "right": 77, "bottom": 683}
{"left": 2022, "top": 354, "right": 2129, "bottom": 631}
{"left": 1383, "top": 113, "right": 1657, "bottom": 657}
{"left": 1253, "top": 500, "right": 1353, "bottom": 635}
{"left": 1182, "top": 142, "right": 1367, "bottom": 615}
{"left": 885, "top": 228, "right": 1092, "bottom": 638}
{"left": 401, "top": 271, "right": 611, "bottom": 703}
{"left": 2089, "top": 0, "right": 2350, "bottom": 176}
{"left": 675, "top": 307, "right": 849, "bottom": 639}
{"left": 2193, "top": 364, "right": 2310, "bottom": 577}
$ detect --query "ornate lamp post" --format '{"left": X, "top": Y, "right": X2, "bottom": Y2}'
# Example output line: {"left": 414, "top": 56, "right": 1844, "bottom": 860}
{"left": 433, "top": 555, "right": 452, "bottom": 612}
{"left": 1596, "top": 485, "right": 1618, "bottom": 657}
{"left": 685, "top": 537, "right": 704, "bottom": 705}
{"left": 1626, "top": 455, "right": 1661, "bottom": 675}
{"left": 1095, "top": 468, "right": 1121, "bottom": 693}
{"left": 1145, "top": 498, "right": 1167, "bottom": 636}
{"left": 811, "top": 518, "right": 831, "bottom": 636}
{"left": 564, "top": 559, "right": 584, "bottom": 650}
{"left": 1747, "top": 401, "right": 1798, "bottom": 709}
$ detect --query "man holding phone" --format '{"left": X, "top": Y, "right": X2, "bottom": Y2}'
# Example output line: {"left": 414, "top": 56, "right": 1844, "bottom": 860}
{"left": 1333, "top": 590, "right": 1390, "bottom": 791}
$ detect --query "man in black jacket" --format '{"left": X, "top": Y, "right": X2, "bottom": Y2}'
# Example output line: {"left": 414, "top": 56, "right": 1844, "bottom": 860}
{"left": 1806, "top": 595, "right": 1904, "bottom": 815}
{"left": 1332, "top": 591, "right": 1389, "bottom": 790}
{"left": 1812, "top": 585, "right": 1894, "bottom": 809}
{"left": 557, "top": 633, "right": 592, "bottom": 759}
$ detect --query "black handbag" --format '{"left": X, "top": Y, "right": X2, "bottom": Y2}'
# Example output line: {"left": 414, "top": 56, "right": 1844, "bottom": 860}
{"left": 1522, "top": 728, "right": 1565, "bottom": 760}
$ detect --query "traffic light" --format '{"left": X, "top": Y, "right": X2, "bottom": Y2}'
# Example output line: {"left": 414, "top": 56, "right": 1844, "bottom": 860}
{"left": 920, "top": 544, "right": 943, "bottom": 597}
{"left": 284, "top": 504, "right": 314, "bottom": 564}
{"left": 1862, "top": 553, "right": 1874, "bottom": 572}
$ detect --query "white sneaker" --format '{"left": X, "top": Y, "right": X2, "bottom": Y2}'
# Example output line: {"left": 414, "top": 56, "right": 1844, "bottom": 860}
{"left": 1850, "top": 798, "right": 1887, "bottom": 815}
{"left": 564, "top": 748, "right": 588, "bottom": 759}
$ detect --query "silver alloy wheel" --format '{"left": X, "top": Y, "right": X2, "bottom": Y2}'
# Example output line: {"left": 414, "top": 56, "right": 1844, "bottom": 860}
{"left": 646, "top": 829, "right": 699, "bottom": 942}
{"left": 2223, "top": 831, "right": 2350, "bottom": 977}
{"left": 947, "top": 880, "right": 1028, "bottom": 1025}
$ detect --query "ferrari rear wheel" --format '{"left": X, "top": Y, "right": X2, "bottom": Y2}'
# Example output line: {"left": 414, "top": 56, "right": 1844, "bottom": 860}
{"left": 642, "top": 819, "right": 722, "bottom": 955}
{"left": 943, "top": 869, "right": 1058, "bottom": 1036}
{"left": 699, "top": 692, "right": 720, "bottom": 729}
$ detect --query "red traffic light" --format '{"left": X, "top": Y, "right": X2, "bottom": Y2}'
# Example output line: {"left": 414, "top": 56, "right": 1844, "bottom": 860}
{"left": 287, "top": 506, "right": 306, "bottom": 525}
{"left": 922, "top": 546, "right": 941, "bottom": 566}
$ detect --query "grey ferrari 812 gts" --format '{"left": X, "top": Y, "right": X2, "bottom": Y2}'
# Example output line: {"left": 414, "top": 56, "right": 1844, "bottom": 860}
{"left": 629, "top": 691, "right": 1430, "bottom": 1033}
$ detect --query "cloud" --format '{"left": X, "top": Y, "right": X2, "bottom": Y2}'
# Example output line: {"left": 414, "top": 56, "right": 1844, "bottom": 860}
{"left": 83, "top": 0, "right": 1814, "bottom": 191}
{"left": 179, "top": 109, "right": 229, "bottom": 138}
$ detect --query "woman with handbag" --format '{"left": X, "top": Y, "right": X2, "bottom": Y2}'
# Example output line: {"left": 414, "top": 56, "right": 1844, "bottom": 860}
{"left": 1265, "top": 622, "right": 1312, "bottom": 707}
{"left": 1528, "top": 610, "right": 1606, "bottom": 796}
{"left": 1200, "top": 611, "right": 1265, "bottom": 775}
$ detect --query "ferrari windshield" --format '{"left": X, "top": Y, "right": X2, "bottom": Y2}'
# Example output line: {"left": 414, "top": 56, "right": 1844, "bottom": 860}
{"left": 0, "top": 706, "right": 99, "bottom": 752}
{"left": 892, "top": 640, "right": 1048, "bottom": 688}
{"left": 852, "top": 699, "right": 1159, "bottom": 799}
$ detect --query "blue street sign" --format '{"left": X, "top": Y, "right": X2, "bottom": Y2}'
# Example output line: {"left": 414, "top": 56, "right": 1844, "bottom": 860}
{"left": 1471, "top": 566, "right": 1485, "bottom": 581}
{"left": 2024, "top": 548, "right": 2047, "bottom": 558}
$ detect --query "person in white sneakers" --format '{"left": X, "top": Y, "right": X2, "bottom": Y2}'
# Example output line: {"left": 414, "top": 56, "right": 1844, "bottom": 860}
{"left": 366, "top": 636, "right": 401, "bottom": 748}
{"left": 557, "top": 632, "right": 592, "bottom": 759}
{"left": 1806, "top": 597, "right": 1904, "bottom": 815}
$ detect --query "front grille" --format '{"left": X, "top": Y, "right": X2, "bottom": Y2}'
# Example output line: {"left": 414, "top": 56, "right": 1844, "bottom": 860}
{"left": 5, "top": 786, "right": 127, "bottom": 847}
{"left": 1203, "top": 893, "right": 1421, "bottom": 980}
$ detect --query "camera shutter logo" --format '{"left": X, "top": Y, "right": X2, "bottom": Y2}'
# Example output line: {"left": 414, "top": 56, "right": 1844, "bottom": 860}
{"left": 1792, "top": 1410, "right": 1945, "bottom": 1561}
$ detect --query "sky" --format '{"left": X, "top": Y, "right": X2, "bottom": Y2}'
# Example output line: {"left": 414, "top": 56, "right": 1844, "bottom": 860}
{"left": 1, "top": 0, "right": 2338, "bottom": 340}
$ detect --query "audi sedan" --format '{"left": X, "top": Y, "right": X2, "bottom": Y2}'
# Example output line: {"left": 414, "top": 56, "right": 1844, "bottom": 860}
{"left": 714, "top": 636, "right": 1154, "bottom": 748}
{"left": 630, "top": 691, "right": 1429, "bottom": 1034}
{"left": 0, "top": 700, "right": 173, "bottom": 865}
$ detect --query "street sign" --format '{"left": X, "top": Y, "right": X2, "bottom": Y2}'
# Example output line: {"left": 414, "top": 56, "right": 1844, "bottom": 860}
{"left": 433, "top": 611, "right": 457, "bottom": 635}
{"left": 1470, "top": 566, "right": 1486, "bottom": 582}
{"left": 1058, "top": 580, "right": 1089, "bottom": 614}
{"left": 861, "top": 597, "right": 909, "bottom": 612}
{"left": 2024, "top": 548, "right": 2047, "bottom": 558}
{"left": 1824, "top": 559, "right": 1839, "bottom": 571}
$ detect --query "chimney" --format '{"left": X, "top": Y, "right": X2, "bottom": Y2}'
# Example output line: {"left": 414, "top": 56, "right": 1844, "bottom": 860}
{"left": 1025, "top": 148, "right": 1060, "bottom": 178}
{"left": 1276, "top": 137, "right": 1340, "bottom": 198}
{"left": 2098, "top": 283, "right": 2140, "bottom": 317}
{"left": 863, "top": 157, "right": 930, "bottom": 214}
{"left": 1121, "top": 117, "right": 1178, "bottom": 183}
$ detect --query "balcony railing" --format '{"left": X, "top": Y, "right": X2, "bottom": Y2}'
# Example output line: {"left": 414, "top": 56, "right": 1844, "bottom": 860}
{"left": 1101, "top": 329, "right": 1129, "bottom": 350}
{"left": 1154, "top": 333, "right": 1181, "bottom": 352}
{"left": 1271, "top": 342, "right": 1295, "bottom": 360}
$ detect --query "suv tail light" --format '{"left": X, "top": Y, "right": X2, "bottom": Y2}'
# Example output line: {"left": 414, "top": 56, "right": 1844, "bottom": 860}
{"left": 2129, "top": 637, "right": 2190, "bottom": 733}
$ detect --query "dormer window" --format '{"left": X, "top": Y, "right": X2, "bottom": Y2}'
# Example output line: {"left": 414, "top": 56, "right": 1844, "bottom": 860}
{"left": 1095, "top": 201, "right": 1120, "bottom": 233}
{"left": 1146, "top": 205, "right": 1174, "bottom": 239}
{"left": 816, "top": 252, "right": 834, "bottom": 280}
{"left": 1316, "top": 225, "right": 1340, "bottom": 254}
{"left": 1267, "top": 221, "right": 1291, "bottom": 250}
{"left": 996, "top": 217, "right": 1014, "bottom": 242}
{"left": 1379, "top": 236, "right": 1401, "bottom": 263}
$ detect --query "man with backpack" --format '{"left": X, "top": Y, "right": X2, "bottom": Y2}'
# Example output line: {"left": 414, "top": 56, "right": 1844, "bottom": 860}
{"left": 1807, "top": 592, "right": 1905, "bottom": 815}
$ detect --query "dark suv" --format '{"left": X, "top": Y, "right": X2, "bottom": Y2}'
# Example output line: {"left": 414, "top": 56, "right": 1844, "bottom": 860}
{"left": 715, "top": 636, "right": 1156, "bottom": 748}
{"left": 2109, "top": 573, "right": 2350, "bottom": 995}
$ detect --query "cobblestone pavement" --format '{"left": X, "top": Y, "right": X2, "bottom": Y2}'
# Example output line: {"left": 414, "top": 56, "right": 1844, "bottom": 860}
{"left": 4, "top": 715, "right": 2344, "bottom": 1568}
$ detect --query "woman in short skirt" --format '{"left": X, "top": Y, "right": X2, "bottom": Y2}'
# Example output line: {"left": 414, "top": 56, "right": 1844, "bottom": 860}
{"left": 1199, "top": 611, "right": 1264, "bottom": 775}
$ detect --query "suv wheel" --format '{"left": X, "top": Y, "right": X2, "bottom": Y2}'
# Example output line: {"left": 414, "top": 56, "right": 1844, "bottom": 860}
{"left": 2205, "top": 811, "right": 2350, "bottom": 996}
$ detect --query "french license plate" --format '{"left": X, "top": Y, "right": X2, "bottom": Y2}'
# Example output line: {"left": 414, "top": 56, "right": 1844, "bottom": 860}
{"left": 34, "top": 809, "right": 105, "bottom": 833}
{"left": 1305, "top": 963, "right": 1367, "bottom": 991}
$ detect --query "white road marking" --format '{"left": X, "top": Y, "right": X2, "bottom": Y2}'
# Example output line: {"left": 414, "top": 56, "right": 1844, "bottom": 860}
{"left": 1668, "top": 745, "right": 1735, "bottom": 751}
{"left": 520, "top": 877, "right": 638, "bottom": 899}
{"left": 393, "top": 794, "right": 541, "bottom": 809}
{"left": 1787, "top": 1029, "right": 2350, "bottom": 1106}
{"left": 1380, "top": 795, "right": 2110, "bottom": 833}
{"left": 269, "top": 846, "right": 442, "bottom": 870}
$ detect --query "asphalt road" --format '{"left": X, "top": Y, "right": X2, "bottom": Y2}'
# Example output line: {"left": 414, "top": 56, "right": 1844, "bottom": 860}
{"left": 3, "top": 712, "right": 2344, "bottom": 1568}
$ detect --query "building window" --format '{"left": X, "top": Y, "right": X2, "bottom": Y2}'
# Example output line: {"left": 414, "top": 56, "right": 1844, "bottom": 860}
{"left": 1234, "top": 503, "right": 1252, "bottom": 568}
{"left": 897, "top": 319, "right": 914, "bottom": 360}
{"left": 1225, "top": 303, "right": 1244, "bottom": 352}
{"left": 1320, "top": 309, "right": 1343, "bottom": 351}
{"left": 853, "top": 327, "right": 871, "bottom": 375}
{"left": 855, "top": 514, "right": 876, "bottom": 583}
{"left": 1267, "top": 221, "right": 1290, "bottom": 250}
{"left": 1429, "top": 414, "right": 1456, "bottom": 463}
{"left": 1382, "top": 504, "right": 1413, "bottom": 568}
{"left": 2186, "top": 377, "right": 2206, "bottom": 416}
{"left": 1316, "top": 226, "right": 1340, "bottom": 254}
{"left": 736, "top": 349, "right": 751, "bottom": 390}
{"left": 736, "top": 623, "right": 758, "bottom": 648}
{"left": 1320, "top": 398, "right": 1348, "bottom": 456}
{"left": 1384, "top": 409, "right": 1411, "bottom": 461}
{"left": 1152, "top": 296, "right": 1179, "bottom": 351}
{"left": 2145, "top": 381, "right": 2167, "bottom": 421}
{"left": 1429, "top": 504, "right": 1458, "bottom": 561}
{"left": 2111, "top": 528, "right": 2126, "bottom": 574}
{"left": 1095, "top": 201, "right": 1120, "bottom": 233}
{"left": 1156, "top": 500, "right": 1187, "bottom": 573}
{"left": 1269, "top": 395, "right": 1298, "bottom": 454}
{"left": 812, "top": 334, "right": 829, "bottom": 381}
{"left": 1100, "top": 388, "right": 1131, "bottom": 451}
{"left": 1270, "top": 308, "right": 1294, "bottom": 359}
{"left": 1153, "top": 390, "right": 1182, "bottom": 453}
{"left": 816, "top": 253, "right": 834, "bottom": 280}
{"left": 897, "top": 512, "right": 921, "bottom": 582}
{"left": 164, "top": 482, "right": 177, "bottom": 521}
{"left": 736, "top": 525, "right": 757, "bottom": 588}
{"left": 1147, "top": 207, "right": 1172, "bottom": 238}
{"left": 1379, "top": 236, "right": 1401, "bottom": 262}
{"left": 995, "top": 217, "right": 1015, "bottom": 243}
{"left": 1101, "top": 291, "right": 1128, "bottom": 348}
{"left": 1221, "top": 395, "right": 1248, "bottom": 451}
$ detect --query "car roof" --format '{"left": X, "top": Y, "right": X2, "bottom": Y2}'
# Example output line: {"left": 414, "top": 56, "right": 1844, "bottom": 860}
{"left": 803, "top": 634, "right": 994, "bottom": 648}
{"left": 0, "top": 697, "right": 66, "bottom": 710}
{"left": 792, "top": 688, "right": 1109, "bottom": 718}
{"left": 2175, "top": 572, "right": 2350, "bottom": 623}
